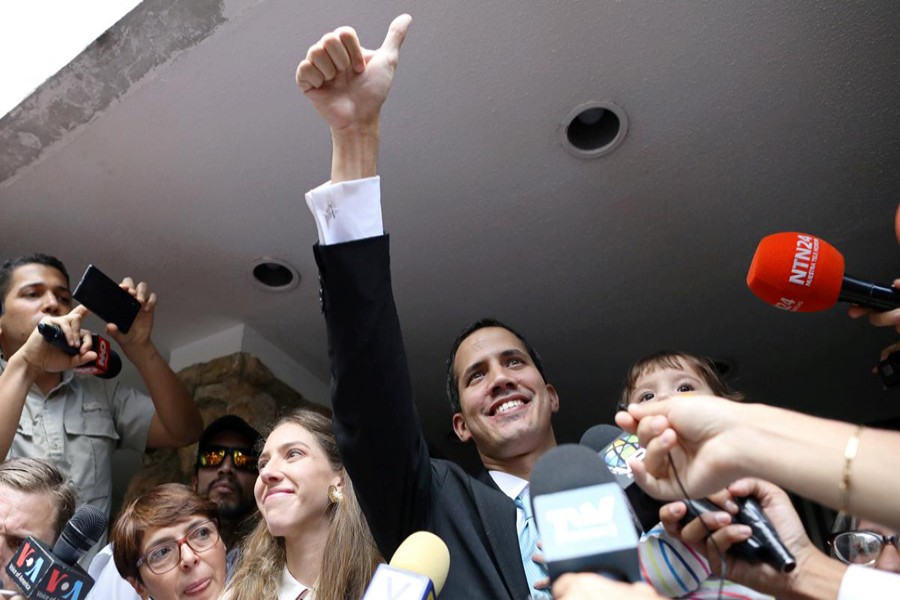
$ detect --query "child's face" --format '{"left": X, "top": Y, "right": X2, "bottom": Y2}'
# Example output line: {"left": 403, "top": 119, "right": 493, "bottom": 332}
{"left": 628, "top": 360, "right": 715, "bottom": 406}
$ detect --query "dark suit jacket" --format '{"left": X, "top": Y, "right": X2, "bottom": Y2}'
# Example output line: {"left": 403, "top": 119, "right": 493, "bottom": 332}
{"left": 315, "top": 235, "right": 532, "bottom": 599}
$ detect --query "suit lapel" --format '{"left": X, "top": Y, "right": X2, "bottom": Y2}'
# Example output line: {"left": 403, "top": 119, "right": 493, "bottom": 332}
{"left": 474, "top": 471, "right": 531, "bottom": 599}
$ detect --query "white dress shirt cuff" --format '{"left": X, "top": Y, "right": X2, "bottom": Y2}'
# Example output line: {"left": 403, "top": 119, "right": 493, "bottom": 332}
{"left": 305, "top": 176, "right": 383, "bottom": 245}
{"left": 837, "top": 564, "right": 900, "bottom": 600}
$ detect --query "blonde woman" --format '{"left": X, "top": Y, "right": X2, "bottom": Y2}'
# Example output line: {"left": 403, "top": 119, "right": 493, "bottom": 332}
{"left": 224, "top": 408, "right": 381, "bottom": 599}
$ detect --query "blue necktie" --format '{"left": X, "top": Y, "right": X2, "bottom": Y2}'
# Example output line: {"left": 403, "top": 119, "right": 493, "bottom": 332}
{"left": 515, "top": 487, "right": 551, "bottom": 599}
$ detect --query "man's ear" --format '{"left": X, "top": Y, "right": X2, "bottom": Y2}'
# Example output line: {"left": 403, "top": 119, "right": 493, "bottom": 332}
{"left": 451, "top": 412, "right": 472, "bottom": 443}
{"left": 547, "top": 384, "right": 560, "bottom": 413}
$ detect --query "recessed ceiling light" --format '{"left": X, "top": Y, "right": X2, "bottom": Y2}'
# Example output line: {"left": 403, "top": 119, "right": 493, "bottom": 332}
{"left": 251, "top": 257, "right": 300, "bottom": 292}
{"left": 561, "top": 101, "right": 628, "bottom": 158}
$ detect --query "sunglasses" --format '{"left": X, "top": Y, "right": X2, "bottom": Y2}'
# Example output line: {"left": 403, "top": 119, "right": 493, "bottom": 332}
{"left": 197, "top": 446, "right": 258, "bottom": 471}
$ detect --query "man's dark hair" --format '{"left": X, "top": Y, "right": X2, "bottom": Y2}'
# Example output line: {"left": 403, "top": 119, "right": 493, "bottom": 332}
{"left": 445, "top": 318, "right": 546, "bottom": 414}
{"left": 0, "top": 253, "right": 70, "bottom": 312}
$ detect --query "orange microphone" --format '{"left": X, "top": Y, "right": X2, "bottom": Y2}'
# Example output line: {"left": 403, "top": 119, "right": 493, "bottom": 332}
{"left": 747, "top": 232, "right": 900, "bottom": 312}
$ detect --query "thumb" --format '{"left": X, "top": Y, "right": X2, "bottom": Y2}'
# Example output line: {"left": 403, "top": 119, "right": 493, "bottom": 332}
{"left": 71, "top": 304, "right": 92, "bottom": 319}
{"left": 380, "top": 14, "right": 412, "bottom": 54}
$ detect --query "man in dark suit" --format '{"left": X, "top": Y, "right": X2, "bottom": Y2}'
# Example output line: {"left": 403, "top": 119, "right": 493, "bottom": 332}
{"left": 296, "top": 15, "right": 553, "bottom": 599}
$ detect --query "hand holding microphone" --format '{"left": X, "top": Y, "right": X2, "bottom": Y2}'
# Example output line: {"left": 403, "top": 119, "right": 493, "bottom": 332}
{"left": 17, "top": 307, "right": 98, "bottom": 375}
{"left": 660, "top": 479, "right": 832, "bottom": 600}
{"left": 747, "top": 231, "right": 900, "bottom": 313}
{"left": 37, "top": 322, "right": 122, "bottom": 379}
{"left": 582, "top": 424, "right": 795, "bottom": 573}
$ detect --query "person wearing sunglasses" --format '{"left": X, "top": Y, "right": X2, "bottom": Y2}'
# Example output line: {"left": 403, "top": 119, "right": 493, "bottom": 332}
{"left": 830, "top": 513, "right": 900, "bottom": 574}
{"left": 192, "top": 415, "right": 261, "bottom": 555}
{"left": 111, "top": 483, "right": 226, "bottom": 600}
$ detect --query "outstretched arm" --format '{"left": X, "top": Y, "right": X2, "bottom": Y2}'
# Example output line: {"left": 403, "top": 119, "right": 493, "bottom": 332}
{"left": 616, "top": 396, "right": 900, "bottom": 531}
{"left": 107, "top": 278, "right": 201, "bottom": 448}
{"left": 302, "top": 15, "right": 425, "bottom": 560}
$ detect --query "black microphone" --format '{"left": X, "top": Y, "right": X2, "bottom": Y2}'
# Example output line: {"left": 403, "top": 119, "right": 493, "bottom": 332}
{"left": 580, "top": 425, "right": 663, "bottom": 533}
{"left": 52, "top": 505, "right": 107, "bottom": 566}
{"left": 682, "top": 497, "right": 796, "bottom": 573}
{"left": 530, "top": 444, "right": 642, "bottom": 583}
{"left": 5, "top": 505, "right": 107, "bottom": 599}
{"left": 37, "top": 323, "right": 122, "bottom": 379}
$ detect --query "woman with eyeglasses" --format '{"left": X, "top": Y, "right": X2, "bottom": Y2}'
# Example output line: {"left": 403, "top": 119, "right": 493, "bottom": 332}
{"left": 223, "top": 407, "right": 381, "bottom": 600}
{"left": 830, "top": 513, "right": 900, "bottom": 574}
{"left": 111, "top": 483, "right": 227, "bottom": 600}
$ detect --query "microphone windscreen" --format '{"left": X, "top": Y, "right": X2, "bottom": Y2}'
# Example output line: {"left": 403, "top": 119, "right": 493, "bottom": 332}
{"left": 579, "top": 424, "right": 623, "bottom": 452}
{"left": 530, "top": 445, "right": 642, "bottom": 583}
{"left": 747, "top": 232, "right": 845, "bottom": 312}
{"left": 531, "top": 444, "right": 616, "bottom": 501}
{"left": 389, "top": 531, "right": 450, "bottom": 596}
{"left": 52, "top": 505, "right": 108, "bottom": 565}
{"left": 580, "top": 426, "right": 662, "bottom": 533}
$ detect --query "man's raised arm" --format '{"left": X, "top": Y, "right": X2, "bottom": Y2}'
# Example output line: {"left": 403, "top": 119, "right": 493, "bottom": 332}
{"left": 297, "top": 14, "right": 411, "bottom": 184}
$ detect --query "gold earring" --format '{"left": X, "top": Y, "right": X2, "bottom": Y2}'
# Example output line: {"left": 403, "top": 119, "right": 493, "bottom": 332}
{"left": 327, "top": 484, "right": 343, "bottom": 504}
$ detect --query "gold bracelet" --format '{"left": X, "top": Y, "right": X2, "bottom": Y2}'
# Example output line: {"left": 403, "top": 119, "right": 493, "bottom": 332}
{"left": 839, "top": 425, "right": 864, "bottom": 513}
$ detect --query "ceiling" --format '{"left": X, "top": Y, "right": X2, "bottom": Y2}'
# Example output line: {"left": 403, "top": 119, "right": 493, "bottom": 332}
{"left": 2, "top": 0, "right": 900, "bottom": 471}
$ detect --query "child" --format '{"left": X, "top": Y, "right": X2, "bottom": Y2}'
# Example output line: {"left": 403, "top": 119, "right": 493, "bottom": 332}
{"left": 619, "top": 350, "right": 770, "bottom": 600}
{"left": 619, "top": 350, "right": 743, "bottom": 413}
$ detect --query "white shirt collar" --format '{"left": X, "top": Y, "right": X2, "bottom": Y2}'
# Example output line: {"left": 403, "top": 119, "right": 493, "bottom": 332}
{"left": 489, "top": 470, "right": 528, "bottom": 501}
{"left": 278, "top": 566, "right": 312, "bottom": 600}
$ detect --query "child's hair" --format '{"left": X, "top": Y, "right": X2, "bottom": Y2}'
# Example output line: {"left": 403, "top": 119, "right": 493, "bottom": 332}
{"left": 618, "top": 350, "right": 744, "bottom": 411}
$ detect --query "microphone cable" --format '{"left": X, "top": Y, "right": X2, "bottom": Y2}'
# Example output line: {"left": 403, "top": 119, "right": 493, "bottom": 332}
{"left": 669, "top": 450, "right": 727, "bottom": 600}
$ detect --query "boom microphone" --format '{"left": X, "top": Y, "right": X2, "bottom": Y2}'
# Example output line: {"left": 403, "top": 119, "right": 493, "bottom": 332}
{"left": 580, "top": 425, "right": 664, "bottom": 533}
{"left": 361, "top": 531, "right": 450, "bottom": 600}
{"left": 747, "top": 231, "right": 900, "bottom": 312}
{"left": 530, "top": 444, "right": 642, "bottom": 583}
{"left": 37, "top": 323, "right": 122, "bottom": 379}
{"left": 5, "top": 505, "right": 107, "bottom": 599}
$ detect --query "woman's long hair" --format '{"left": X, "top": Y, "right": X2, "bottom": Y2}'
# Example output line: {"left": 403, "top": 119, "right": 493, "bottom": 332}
{"left": 225, "top": 407, "right": 382, "bottom": 600}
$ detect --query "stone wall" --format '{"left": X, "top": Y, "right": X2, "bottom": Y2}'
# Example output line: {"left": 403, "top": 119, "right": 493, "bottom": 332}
{"left": 120, "top": 351, "right": 318, "bottom": 509}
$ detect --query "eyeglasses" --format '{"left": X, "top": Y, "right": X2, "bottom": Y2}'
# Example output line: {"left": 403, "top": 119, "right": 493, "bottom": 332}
{"left": 829, "top": 530, "right": 900, "bottom": 566}
{"left": 197, "top": 446, "right": 258, "bottom": 471}
{"left": 136, "top": 520, "right": 220, "bottom": 574}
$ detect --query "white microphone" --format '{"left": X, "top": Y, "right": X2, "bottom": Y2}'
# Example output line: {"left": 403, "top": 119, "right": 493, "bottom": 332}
{"left": 361, "top": 531, "right": 450, "bottom": 600}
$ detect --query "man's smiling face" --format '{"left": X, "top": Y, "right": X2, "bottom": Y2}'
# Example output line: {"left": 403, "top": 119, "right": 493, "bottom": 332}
{"left": 451, "top": 327, "right": 558, "bottom": 464}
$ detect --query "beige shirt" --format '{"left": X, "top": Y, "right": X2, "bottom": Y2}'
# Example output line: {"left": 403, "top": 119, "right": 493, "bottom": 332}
{"left": 2, "top": 359, "right": 154, "bottom": 517}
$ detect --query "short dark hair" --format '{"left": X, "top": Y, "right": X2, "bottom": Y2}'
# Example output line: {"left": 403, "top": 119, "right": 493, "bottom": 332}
{"left": 445, "top": 318, "right": 546, "bottom": 414}
{"left": 111, "top": 483, "right": 219, "bottom": 584}
{"left": 0, "top": 457, "right": 77, "bottom": 541}
{"left": 618, "top": 350, "right": 744, "bottom": 412}
{"left": 0, "top": 254, "right": 70, "bottom": 312}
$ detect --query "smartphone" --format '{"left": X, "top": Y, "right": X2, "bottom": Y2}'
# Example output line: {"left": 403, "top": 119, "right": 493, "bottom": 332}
{"left": 73, "top": 265, "right": 141, "bottom": 334}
